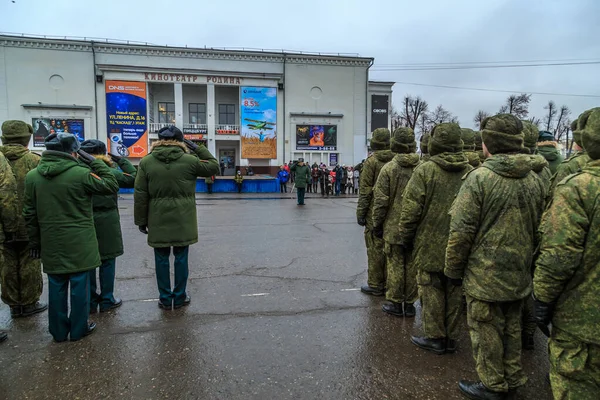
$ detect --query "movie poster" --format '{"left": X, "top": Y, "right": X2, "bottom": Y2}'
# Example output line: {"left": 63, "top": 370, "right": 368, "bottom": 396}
{"left": 240, "top": 87, "right": 277, "bottom": 159}
{"left": 32, "top": 118, "right": 85, "bottom": 147}
{"left": 296, "top": 125, "right": 337, "bottom": 151}
{"left": 105, "top": 81, "right": 148, "bottom": 157}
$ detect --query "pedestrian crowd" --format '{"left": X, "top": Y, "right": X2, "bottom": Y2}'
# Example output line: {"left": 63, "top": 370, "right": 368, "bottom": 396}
{"left": 357, "top": 108, "right": 600, "bottom": 400}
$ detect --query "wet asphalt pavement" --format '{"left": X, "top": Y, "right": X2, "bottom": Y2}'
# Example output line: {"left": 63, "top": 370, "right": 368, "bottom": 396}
{"left": 0, "top": 195, "right": 553, "bottom": 400}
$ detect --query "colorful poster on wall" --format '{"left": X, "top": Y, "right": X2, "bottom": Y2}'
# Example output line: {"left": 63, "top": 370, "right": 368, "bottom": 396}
{"left": 32, "top": 118, "right": 85, "bottom": 147}
{"left": 296, "top": 125, "right": 337, "bottom": 151}
{"left": 329, "top": 153, "right": 338, "bottom": 166}
{"left": 240, "top": 87, "right": 277, "bottom": 159}
{"left": 105, "top": 81, "right": 148, "bottom": 157}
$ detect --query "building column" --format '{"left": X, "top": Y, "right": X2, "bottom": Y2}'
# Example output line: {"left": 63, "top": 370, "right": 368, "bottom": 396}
{"left": 174, "top": 83, "right": 183, "bottom": 128}
{"left": 207, "top": 83, "right": 216, "bottom": 155}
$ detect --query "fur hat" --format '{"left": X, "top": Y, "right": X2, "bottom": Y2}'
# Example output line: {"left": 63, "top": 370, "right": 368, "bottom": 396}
{"left": 158, "top": 125, "right": 184, "bottom": 142}
{"left": 391, "top": 127, "right": 416, "bottom": 154}
{"left": 420, "top": 132, "right": 430, "bottom": 154}
{"left": 474, "top": 131, "right": 483, "bottom": 151}
{"left": 579, "top": 108, "right": 600, "bottom": 159}
{"left": 574, "top": 109, "right": 600, "bottom": 149}
{"left": 538, "top": 130, "right": 556, "bottom": 142}
{"left": 521, "top": 120, "right": 540, "bottom": 152}
{"left": 460, "top": 128, "right": 476, "bottom": 151}
{"left": 1, "top": 120, "right": 33, "bottom": 146}
{"left": 429, "top": 123, "right": 463, "bottom": 156}
{"left": 481, "top": 114, "right": 524, "bottom": 155}
{"left": 370, "top": 128, "right": 390, "bottom": 151}
{"left": 44, "top": 133, "right": 81, "bottom": 153}
{"left": 80, "top": 139, "right": 107, "bottom": 155}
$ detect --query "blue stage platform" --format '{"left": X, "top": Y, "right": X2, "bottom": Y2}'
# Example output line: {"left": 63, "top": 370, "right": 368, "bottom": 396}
{"left": 120, "top": 175, "right": 279, "bottom": 194}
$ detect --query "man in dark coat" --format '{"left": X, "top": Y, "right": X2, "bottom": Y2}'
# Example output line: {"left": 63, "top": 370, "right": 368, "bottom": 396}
{"left": 290, "top": 158, "right": 310, "bottom": 206}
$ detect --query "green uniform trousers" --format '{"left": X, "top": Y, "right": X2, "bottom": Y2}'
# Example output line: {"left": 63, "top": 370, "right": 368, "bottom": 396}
{"left": 0, "top": 241, "right": 43, "bottom": 306}
{"left": 89, "top": 258, "right": 117, "bottom": 312}
{"left": 154, "top": 246, "right": 189, "bottom": 307}
{"left": 48, "top": 271, "right": 90, "bottom": 342}
{"left": 364, "top": 228, "right": 386, "bottom": 288}
{"left": 417, "top": 271, "right": 463, "bottom": 339}
{"left": 385, "top": 242, "right": 417, "bottom": 304}
{"left": 297, "top": 188, "right": 306, "bottom": 205}
{"left": 466, "top": 295, "right": 527, "bottom": 393}
{"left": 522, "top": 295, "right": 536, "bottom": 337}
{"left": 549, "top": 327, "right": 600, "bottom": 400}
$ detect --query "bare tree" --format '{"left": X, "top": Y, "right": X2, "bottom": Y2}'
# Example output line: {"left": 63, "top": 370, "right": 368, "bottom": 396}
{"left": 543, "top": 101, "right": 557, "bottom": 131}
{"left": 473, "top": 110, "right": 490, "bottom": 129}
{"left": 553, "top": 105, "right": 571, "bottom": 141}
{"left": 429, "top": 104, "right": 454, "bottom": 125}
{"left": 527, "top": 116, "right": 541, "bottom": 127}
{"left": 498, "top": 94, "right": 532, "bottom": 119}
{"left": 418, "top": 111, "right": 431, "bottom": 136}
{"left": 400, "top": 95, "right": 428, "bottom": 130}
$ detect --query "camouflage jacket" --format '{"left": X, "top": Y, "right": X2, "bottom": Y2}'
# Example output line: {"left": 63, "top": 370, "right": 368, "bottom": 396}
{"left": 548, "top": 151, "right": 590, "bottom": 198}
{"left": 0, "top": 144, "right": 40, "bottom": 240}
{"left": 445, "top": 154, "right": 546, "bottom": 302}
{"left": 477, "top": 150, "right": 486, "bottom": 164}
{"left": 533, "top": 159, "right": 600, "bottom": 345}
{"left": 398, "top": 153, "right": 472, "bottom": 272}
{"left": 0, "top": 150, "right": 19, "bottom": 243}
{"left": 530, "top": 154, "right": 552, "bottom": 197}
{"left": 465, "top": 151, "right": 481, "bottom": 168}
{"left": 356, "top": 150, "right": 394, "bottom": 229}
{"left": 371, "top": 153, "right": 420, "bottom": 244}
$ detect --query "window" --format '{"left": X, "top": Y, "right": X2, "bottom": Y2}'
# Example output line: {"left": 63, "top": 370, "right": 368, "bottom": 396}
{"left": 189, "top": 103, "right": 206, "bottom": 124}
{"left": 218, "top": 104, "right": 236, "bottom": 125}
{"left": 158, "top": 102, "right": 175, "bottom": 124}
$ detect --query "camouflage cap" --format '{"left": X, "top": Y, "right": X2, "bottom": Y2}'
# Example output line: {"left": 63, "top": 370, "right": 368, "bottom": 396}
{"left": 460, "top": 128, "right": 476, "bottom": 151}
{"left": 391, "top": 127, "right": 416, "bottom": 154}
{"left": 80, "top": 139, "right": 107, "bottom": 155}
{"left": 44, "top": 133, "right": 81, "bottom": 153}
{"left": 1, "top": 120, "right": 33, "bottom": 146}
{"left": 574, "top": 108, "right": 600, "bottom": 149}
{"left": 420, "top": 132, "right": 430, "bottom": 154}
{"left": 370, "top": 128, "right": 391, "bottom": 151}
{"left": 521, "top": 120, "right": 539, "bottom": 152}
{"left": 580, "top": 107, "right": 600, "bottom": 159}
{"left": 474, "top": 130, "right": 483, "bottom": 151}
{"left": 481, "top": 114, "right": 524, "bottom": 154}
{"left": 429, "top": 123, "right": 463, "bottom": 156}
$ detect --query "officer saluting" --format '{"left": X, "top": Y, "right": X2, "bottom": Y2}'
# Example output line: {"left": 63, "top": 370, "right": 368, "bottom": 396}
{"left": 23, "top": 133, "right": 119, "bottom": 342}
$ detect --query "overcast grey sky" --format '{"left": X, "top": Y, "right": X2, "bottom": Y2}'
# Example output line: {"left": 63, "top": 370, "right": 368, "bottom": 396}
{"left": 1, "top": 0, "right": 599, "bottom": 128}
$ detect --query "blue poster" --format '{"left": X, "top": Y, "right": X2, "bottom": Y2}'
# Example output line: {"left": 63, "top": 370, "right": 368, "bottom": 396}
{"left": 240, "top": 87, "right": 277, "bottom": 159}
{"left": 105, "top": 81, "right": 148, "bottom": 157}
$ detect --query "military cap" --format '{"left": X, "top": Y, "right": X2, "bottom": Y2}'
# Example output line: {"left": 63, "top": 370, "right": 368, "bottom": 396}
{"left": 420, "top": 132, "right": 430, "bottom": 154}
{"left": 460, "top": 128, "right": 476, "bottom": 151}
{"left": 538, "top": 130, "right": 556, "bottom": 142}
{"left": 44, "top": 133, "right": 81, "bottom": 153}
{"left": 80, "top": 139, "right": 107, "bottom": 155}
{"left": 370, "top": 128, "right": 391, "bottom": 151}
{"left": 521, "top": 120, "right": 539, "bottom": 153}
{"left": 158, "top": 125, "right": 184, "bottom": 142}
{"left": 579, "top": 107, "right": 600, "bottom": 159}
{"left": 481, "top": 114, "right": 524, "bottom": 155}
{"left": 1, "top": 120, "right": 33, "bottom": 146}
{"left": 429, "top": 123, "right": 463, "bottom": 155}
{"left": 391, "top": 127, "right": 416, "bottom": 154}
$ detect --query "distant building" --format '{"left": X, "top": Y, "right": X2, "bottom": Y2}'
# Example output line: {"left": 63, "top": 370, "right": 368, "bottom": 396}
{"left": 0, "top": 34, "right": 393, "bottom": 174}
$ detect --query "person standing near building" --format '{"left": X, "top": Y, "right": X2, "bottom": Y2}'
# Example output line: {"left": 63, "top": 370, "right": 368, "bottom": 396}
{"left": 461, "top": 128, "right": 481, "bottom": 168}
{"left": 205, "top": 175, "right": 215, "bottom": 194}
{"left": 533, "top": 107, "right": 600, "bottom": 400}
{"left": 357, "top": 128, "right": 393, "bottom": 296}
{"left": 24, "top": 133, "right": 119, "bottom": 341}
{"left": 134, "top": 126, "right": 219, "bottom": 310}
{"left": 277, "top": 165, "right": 289, "bottom": 193}
{"left": 372, "top": 127, "right": 420, "bottom": 317}
{"left": 333, "top": 164, "right": 343, "bottom": 196}
{"left": 291, "top": 158, "right": 310, "bottom": 206}
{"left": 445, "top": 114, "right": 545, "bottom": 399}
{"left": 319, "top": 165, "right": 329, "bottom": 197}
{"left": 537, "top": 130, "right": 564, "bottom": 175}
{"left": 353, "top": 167, "right": 360, "bottom": 194}
{"left": 79, "top": 139, "right": 136, "bottom": 314}
{"left": 0, "top": 121, "right": 47, "bottom": 318}
{"left": 397, "top": 123, "right": 472, "bottom": 351}
{"left": 234, "top": 170, "right": 244, "bottom": 193}
{"left": 0, "top": 146, "right": 18, "bottom": 343}
{"left": 311, "top": 166, "right": 319, "bottom": 194}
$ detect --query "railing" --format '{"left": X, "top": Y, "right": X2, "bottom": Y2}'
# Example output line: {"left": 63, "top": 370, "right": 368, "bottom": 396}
{"left": 149, "top": 122, "right": 172, "bottom": 132}
{"left": 216, "top": 124, "right": 240, "bottom": 135}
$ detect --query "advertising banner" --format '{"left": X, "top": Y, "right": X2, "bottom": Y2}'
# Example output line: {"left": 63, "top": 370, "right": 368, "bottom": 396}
{"left": 329, "top": 153, "right": 338, "bottom": 166}
{"left": 371, "top": 95, "right": 389, "bottom": 131}
{"left": 105, "top": 81, "right": 148, "bottom": 157}
{"left": 183, "top": 126, "right": 207, "bottom": 141}
{"left": 240, "top": 87, "right": 277, "bottom": 159}
{"left": 32, "top": 118, "right": 85, "bottom": 147}
{"left": 296, "top": 125, "right": 337, "bottom": 151}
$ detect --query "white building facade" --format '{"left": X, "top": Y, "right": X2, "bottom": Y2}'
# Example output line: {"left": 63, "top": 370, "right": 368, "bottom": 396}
{"left": 0, "top": 35, "right": 393, "bottom": 174}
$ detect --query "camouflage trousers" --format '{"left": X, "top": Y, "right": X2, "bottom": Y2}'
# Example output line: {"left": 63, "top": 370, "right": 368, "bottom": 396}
{"left": 384, "top": 243, "right": 417, "bottom": 304}
{"left": 417, "top": 270, "right": 463, "bottom": 339}
{"left": 549, "top": 327, "right": 600, "bottom": 400}
{"left": 466, "top": 295, "right": 527, "bottom": 393}
{"left": 0, "top": 241, "right": 43, "bottom": 307}
{"left": 522, "top": 294, "right": 536, "bottom": 337}
{"left": 364, "top": 228, "right": 386, "bottom": 288}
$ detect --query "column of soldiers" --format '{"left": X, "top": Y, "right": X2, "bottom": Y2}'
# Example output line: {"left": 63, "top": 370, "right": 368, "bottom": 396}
{"left": 357, "top": 108, "right": 600, "bottom": 400}
{"left": 0, "top": 123, "right": 218, "bottom": 343}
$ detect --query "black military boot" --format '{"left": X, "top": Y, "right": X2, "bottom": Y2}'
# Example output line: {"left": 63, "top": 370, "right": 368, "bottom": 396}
{"left": 360, "top": 285, "right": 384, "bottom": 296}
{"left": 174, "top": 296, "right": 191, "bottom": 310}
{"left": 10, "top": 306, "right": 22, "bottom": 318}
{"left": 381, "top": 302, "right": 403, "bottom": 317}
{"left": 100, "top": 298, "right": 123, "bottom": 313}
{"left": 446, "top": 338, "right": 457, "bottom": 353}
{"left": 458, "top": 380, "right": 507, "bottom": 400}
{"left": 410, "top": 336, "right": 446, "bottom": 355}
{"left": 0, "top": 332, "right": 7, "bottom": 343}
{"left": 404, "top": 303, "right": 416, "bottom": 317}
{"left": 522, "top": 334, "right": 534, "bottom": 350}
{"left": 21, "top": 301, "right": 48, "bottom": 317}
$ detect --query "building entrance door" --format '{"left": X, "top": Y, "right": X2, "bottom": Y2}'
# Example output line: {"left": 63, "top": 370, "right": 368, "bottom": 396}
{"left": 219, "top": 149, "right": 236, "bottom": 176}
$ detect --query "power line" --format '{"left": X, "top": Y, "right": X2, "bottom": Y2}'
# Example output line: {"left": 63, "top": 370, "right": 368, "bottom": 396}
{"left": 392, "top": 81, "right": 600, "bottom": 98}
{"left": 371, "top": 61, "right": 600, "bottom": 71}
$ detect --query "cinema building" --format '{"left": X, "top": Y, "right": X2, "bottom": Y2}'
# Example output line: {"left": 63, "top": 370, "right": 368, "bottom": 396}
{"left": 0, "top": 34, "right": 393, "bottom": 176}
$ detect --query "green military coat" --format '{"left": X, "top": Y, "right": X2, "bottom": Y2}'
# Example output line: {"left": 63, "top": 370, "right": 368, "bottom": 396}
{"left": 290, "top": 163, "right": 310, "bottom": 188}
{"left": 0, "top": 151, "right": 18, "bottom": 243}
{"left": 356, "top": 150, "right": 394, "bottom": 229}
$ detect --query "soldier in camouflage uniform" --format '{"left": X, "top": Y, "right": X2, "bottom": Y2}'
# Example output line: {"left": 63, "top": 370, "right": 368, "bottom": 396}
{"left": 357, "top": 128, "right": 393, "bottom": 296}
{"left": 548, "top": 110, "right": 594, "bottom": 197}
{"left": 474, "top": 130, "right": 486, "bottom": 164}
{"left": 419, "top": 131, "right": 430, "bottom": 162}
{"left": 461, "top": 128, "right": 481, "bottom": 168}
{"left": 0, "top": 121, "right": 46, "bottom": 318}
{"left": 398, "top": 123, "right": 472, "bottom": 354}
{"left": 533, "top": 107, "right": 600, "bottom": 400}
{"left": 371, "top": 127, "right": 420, "bottom": 317}
{"left": 0, "top": 148, "right": 18, "bottom": 343}
{"left": 445, "top": 114, "right": 546, "bottom": 399}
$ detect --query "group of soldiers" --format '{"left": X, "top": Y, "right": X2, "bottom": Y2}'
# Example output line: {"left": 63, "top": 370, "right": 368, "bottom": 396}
{"left": 0, "top": 123, "right": 219, "bottom": 342}
{"left": 356, "top": 108, "right": 600, "bottom": 400}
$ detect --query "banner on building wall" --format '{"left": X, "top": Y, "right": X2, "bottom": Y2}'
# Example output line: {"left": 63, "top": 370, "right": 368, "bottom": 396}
{"left": 371, "top": 95, "right": 389, "bottom": 131}
{"left": 105, "top": 81, "right": 148, "bottom": 157}
{"left": 240, "top": 87, "right": 277, "bottom": 159}
{"left": 296, "top": 125, "right": 337, "bottom": 151}
{"left": 329, "top": 153, "right": 338, "bottom": 166}
{"left": 32, "top": 118, "right": 85, "bottom": 147}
